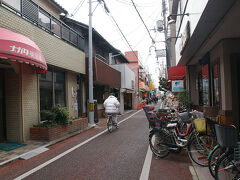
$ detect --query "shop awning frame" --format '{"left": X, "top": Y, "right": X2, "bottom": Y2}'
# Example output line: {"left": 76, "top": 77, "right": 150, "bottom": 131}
{"left": 0, "top": 28, "right": 47, "bottom": 73}
{"left": 168, "top": 66, "right": 186, "bottom": 81}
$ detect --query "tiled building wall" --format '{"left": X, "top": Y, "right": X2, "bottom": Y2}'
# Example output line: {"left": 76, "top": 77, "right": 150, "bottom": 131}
{"left": 22, "top": 65, "right": 38, "bottom": 142}
{"left": 0, "top": 6, "right": 85, "bottom": 74}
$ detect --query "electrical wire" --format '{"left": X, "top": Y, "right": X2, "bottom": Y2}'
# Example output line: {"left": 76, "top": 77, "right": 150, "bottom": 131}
{"left": 98, "top": 1, "right": 144, "bottom": 65}
{"left": 130, "top": 0, "right": 155, "bottom": 44}
{"left": 114, "top": 0, "right": 159, "bottom": 7}
{"left": 132, "top": 8, "right": 163, "bottom": 50}
{"left": 110, "top": 5, "right": 161, "bottom": 43}
{"left": 109, "top": 13, "right": 141, "bottom": 64}
{"left": 71, "top": 0, "right": 85, "bottom": 17}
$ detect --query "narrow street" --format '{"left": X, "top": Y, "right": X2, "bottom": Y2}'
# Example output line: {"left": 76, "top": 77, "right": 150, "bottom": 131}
{"left": 0, "top": 110, "right": 193, "bottom": 180}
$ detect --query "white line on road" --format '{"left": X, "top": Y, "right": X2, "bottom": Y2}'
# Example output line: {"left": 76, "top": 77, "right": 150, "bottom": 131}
{"left": 14, "top": 110, "right": 142, "bottom": 180}
{"left": 139, "top": 138, "right": 153, "bottom": 180}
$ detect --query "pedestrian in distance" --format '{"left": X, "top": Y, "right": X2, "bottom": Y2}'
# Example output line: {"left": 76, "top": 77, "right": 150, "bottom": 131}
{"left": 103, "top": 93, "right": 120, "bottom": 127}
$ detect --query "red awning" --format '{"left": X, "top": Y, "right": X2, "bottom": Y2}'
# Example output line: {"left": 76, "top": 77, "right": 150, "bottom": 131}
{"left": 0, "top": 28, "right": 47, "bottom": 73}
{"left": 168, "top": 66, "right": 186, "bottom": 81}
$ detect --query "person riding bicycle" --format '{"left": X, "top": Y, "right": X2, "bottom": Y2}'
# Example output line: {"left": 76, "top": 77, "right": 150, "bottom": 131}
{"left": 103, "top": 93, "right": 120, "bottom": 127}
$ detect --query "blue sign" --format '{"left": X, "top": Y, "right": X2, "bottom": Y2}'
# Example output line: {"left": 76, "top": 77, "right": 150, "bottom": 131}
{"left": 172, "top": 80, "right": 184, "bottom": 92}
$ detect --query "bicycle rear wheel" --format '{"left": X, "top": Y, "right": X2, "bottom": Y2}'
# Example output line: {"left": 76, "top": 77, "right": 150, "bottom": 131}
{"left": 188, "top": 135, "right": 210, "bottom": 167}
{"left": 215, "top": 152, "right": 240, "bottom": 180}
{"left": 149, "top": 129, "right": 170, "bottom": 158}
{"left": 107, "top": 116, "right": 113, "bottom": 133}
{"left": 208, "top": 145, "right": 223, "bottom": 178}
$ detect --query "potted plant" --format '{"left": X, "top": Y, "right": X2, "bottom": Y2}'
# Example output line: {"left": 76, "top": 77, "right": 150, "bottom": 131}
{"left": 30, "top": 105, "right": 88, "bottom": 141}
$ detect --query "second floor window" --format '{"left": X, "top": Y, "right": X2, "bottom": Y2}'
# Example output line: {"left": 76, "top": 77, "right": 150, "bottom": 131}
{"left": 3, "top": 0, "right": 20, "bottom": 11}
{"left": 38, "top": 10, "right": 50, "bottom": 30}
{"left": 51, "top": 19, "right": 61, "bottom": 36}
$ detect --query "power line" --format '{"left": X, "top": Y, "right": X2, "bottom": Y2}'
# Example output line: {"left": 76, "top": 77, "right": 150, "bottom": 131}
{"left": 115, "top": 0, "right": 159, "bottom": 7}
{"left": 110, "top": 5, "right": 161, "bottom": 43}
{"left": 70, "top": 0, "right": 85, "bottom": 17}
{"left": 130, "top": 0, "right": 155, "bottom": 44}
{"left": 99, "top": 1, "right": 143, "bottom": 66}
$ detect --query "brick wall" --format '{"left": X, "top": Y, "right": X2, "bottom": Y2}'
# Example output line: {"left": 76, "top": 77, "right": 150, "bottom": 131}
{"left": 30, "top": 118, "right": 88, "bottom": 141}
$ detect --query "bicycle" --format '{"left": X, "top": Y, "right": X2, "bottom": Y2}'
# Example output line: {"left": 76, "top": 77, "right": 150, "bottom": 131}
{"left": 147, "top": 109, "right": 211, "bottom": 166}
{"left": 214, "top": 124, "right": 240, "bottom": 180}
{"left": 106, "top": 114, "right": 119, "bottom": 133}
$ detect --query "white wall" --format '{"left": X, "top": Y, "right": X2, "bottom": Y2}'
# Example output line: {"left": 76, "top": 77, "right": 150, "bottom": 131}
{"left": 175, "top": 0, "right": 208, "bottom": 64}
{"left": 111, "top": 64, "right": 135, "bottom": 90}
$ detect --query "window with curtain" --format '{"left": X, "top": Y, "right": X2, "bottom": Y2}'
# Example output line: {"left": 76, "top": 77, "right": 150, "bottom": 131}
{"left": 40, "top": 69, "right": 66, "bottom": 113}
{"left": 213, "top": 63, "right": 220, "bottom": 107}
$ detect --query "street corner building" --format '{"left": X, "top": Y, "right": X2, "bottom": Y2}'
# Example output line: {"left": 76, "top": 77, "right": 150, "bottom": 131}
{"left": 0, "top": 0, "right": 85, "bottom": 142}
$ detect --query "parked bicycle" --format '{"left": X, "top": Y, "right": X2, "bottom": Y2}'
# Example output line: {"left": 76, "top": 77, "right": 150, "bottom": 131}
{"left": 214, "top": 124, "right": 240, "bottom": 180}
{"left": 143, "top": 106, "right": 211, "bottom": 166}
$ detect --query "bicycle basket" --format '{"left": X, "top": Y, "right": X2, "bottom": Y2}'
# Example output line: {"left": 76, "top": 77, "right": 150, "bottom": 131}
{"left": 215, "top": 124, "right": 238, "bottom": 148}
{"left": 194, "top": 118, "right": 206, "bottom": 133}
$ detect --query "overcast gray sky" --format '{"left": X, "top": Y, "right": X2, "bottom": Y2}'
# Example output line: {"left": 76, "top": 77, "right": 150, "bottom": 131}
{"left": 55, "top": 0, "right": 165, "bottom": 87}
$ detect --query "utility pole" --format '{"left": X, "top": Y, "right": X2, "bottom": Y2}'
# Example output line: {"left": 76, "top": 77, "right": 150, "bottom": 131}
{"left": 88, "top": 0, "right": 95, "bottom": 126}
{"left": 162, "top": 0, "right": 169, "bottom": 78}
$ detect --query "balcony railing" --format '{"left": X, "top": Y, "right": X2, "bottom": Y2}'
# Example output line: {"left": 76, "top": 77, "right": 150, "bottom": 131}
{"left": 0, "top": 0, "right": 85, "bottom": 51}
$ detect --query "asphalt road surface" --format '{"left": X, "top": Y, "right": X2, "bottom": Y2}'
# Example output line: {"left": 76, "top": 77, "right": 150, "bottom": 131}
{"left": 0, "top": 109, "right": 192, "bottom": 180}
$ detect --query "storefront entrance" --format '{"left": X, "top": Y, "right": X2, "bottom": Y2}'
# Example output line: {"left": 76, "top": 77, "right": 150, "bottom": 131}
{"left": 124, "top": 93, "right": 132, "bottom": 110}
{"left": 0, "top": 70, "right": 6, "bottom": 142}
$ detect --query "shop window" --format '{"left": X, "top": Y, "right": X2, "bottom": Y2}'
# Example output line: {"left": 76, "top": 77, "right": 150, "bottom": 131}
{"left": 40, "top": 70, "right": 53, "bottom": 111}
{"left": 40, "top": 69, "right": 66, "bottom": 113}
{"left": 38, "top": 10, "right": 50, "bottom": 30}
{"left": 54, "top": 71, "right": 66, "bottom": 108}
{"left": 3, "top": 0, "right": 21, "bottom": 11}
{"left": 202, "top": 64, "right": 209, "bottom": 106}
{"left": 213, "top": 63, "right": 220, "bottom": 107}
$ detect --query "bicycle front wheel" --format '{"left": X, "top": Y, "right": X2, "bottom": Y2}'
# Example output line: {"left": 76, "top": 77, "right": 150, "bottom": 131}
{"left": 215, "top": 151, "right": 240, "bottom": 180}
{"left": 188, "top": 135, "right": 210, "bottom": 167}
{"left": 149, "top": 129, "right": 170, "bottom": 158}
{"left": 107, "top": 116, "right": 113, "bottom": 133}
